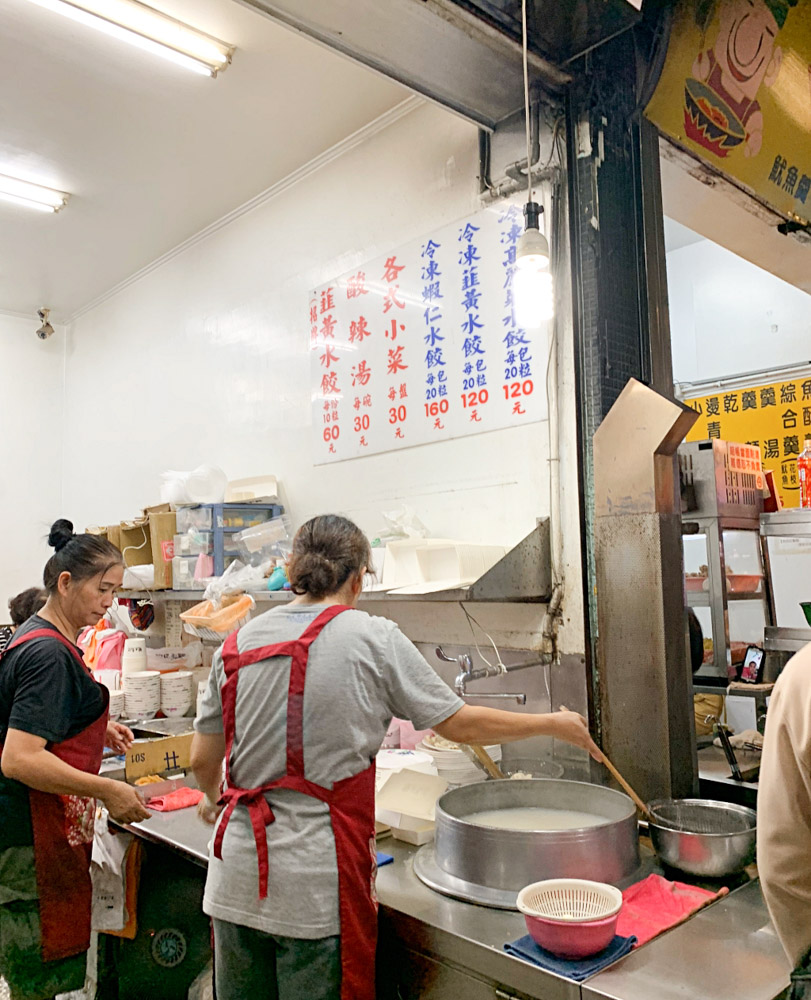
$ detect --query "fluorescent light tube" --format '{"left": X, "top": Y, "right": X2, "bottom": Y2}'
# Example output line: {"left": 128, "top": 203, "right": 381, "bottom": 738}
{"left": 0, "top": 173, "right": 69, "bottom": 213}
{"left": 23, "top": 0, "right": 234, "bottom": 77}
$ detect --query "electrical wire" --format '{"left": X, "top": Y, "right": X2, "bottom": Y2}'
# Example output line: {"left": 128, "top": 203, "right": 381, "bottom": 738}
{"left": 460, "top": 603, "right": 507, "bottom": 674}
{"left": 521, "top": 0, "right": 532, "bottom": 203}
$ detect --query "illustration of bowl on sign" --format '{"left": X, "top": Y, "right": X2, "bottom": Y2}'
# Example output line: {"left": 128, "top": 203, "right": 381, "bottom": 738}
{"left": 683, "top": 78, "right": 745, "bottom": 157}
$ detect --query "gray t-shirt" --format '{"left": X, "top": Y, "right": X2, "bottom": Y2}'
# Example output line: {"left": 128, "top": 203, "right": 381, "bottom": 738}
{"left": 195, "top": 603, "right": 463, "bottom": 937}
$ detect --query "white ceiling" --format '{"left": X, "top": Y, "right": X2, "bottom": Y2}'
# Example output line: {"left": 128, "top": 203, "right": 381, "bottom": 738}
{"left": 663, "top": 217, "right": 703, "bottom": 254}
{"left": 660, "top": 140, "right": 811, "bottom": 297}
{"left": 0, "top": 0, "right": 408, "bottom": 320}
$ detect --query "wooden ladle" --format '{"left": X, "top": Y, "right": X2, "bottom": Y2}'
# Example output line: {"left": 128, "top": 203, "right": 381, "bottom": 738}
{"left": 601, "top": 754, "right": 653, "bottom": 824}
{"left": 468, "top": 743, "right": 506, "bottom": 780}
{"left": 557, "top": 705, "right": 652, "bottom": 822}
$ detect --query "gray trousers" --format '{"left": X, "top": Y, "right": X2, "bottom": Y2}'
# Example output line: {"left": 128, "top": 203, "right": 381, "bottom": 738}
{"left": 212, "top": 919, "right": 341, "bottom": 1000}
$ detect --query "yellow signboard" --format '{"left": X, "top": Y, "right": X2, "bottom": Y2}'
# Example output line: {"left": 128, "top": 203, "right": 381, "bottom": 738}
{"left": 125, "top": 733, "right": 193, "bottom": 782}
{"left": 684, "top": 374, "right": 811, "bottom": 506}
{"left": 646, "top": 0, "right": 811, "bottom": 221}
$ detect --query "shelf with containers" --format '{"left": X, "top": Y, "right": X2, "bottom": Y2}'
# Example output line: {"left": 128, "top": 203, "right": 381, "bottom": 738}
{"left": 172, "top": 502, "right": 284, "bottom": 588}
{"left": 680, "top": 440, "right": 772, "bottom": 685}
{"left": 760, "top": 509, "right": 811, "bottom": 653}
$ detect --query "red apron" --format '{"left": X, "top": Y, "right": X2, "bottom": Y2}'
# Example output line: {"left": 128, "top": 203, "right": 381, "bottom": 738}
{"left": 0, "top": 627, "right": 109, "bottom": 963}
{"left": 213, "top": 605, "right": 378, "bottom": 1000}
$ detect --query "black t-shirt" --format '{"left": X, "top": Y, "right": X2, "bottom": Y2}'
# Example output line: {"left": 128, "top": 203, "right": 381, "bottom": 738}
{"left": 0, "top": 617, "right": 106, "bottom": 849}
{"left": 0, "top": 615, "right": 105, "bottom": 744}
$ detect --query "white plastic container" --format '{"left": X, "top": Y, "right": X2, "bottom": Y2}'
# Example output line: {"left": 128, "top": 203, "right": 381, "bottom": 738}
{"left": 120, "top": 638, "right": 147, "bottom": 677}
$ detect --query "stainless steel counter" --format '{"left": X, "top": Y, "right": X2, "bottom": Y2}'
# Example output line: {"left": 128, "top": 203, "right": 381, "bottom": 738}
{"left": 584, "top": 879, "right": 788, "bottom": 1000}
{"left": 119, "top": 810, "right": 791, "bottom": 1000}
{"left": 698, "top": 745, "right": 761, "bottom": 789}
{"left": 123, "top": 807, "right": 210, "bottom": 867}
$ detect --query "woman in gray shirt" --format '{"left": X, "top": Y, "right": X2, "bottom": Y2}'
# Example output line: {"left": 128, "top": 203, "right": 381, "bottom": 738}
{"left": 192, "top": 514, "right": 599, "bottom": 1000}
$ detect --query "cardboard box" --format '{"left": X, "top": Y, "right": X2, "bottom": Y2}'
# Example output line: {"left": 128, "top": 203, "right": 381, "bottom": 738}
{"left": 125, "top": 732, "right": 193, "bottom": 782}
{"left": 118, "top": 517, "right": 152, "bottom": 568}
{"left": 116, "top": 504, "right": 175, "bottom": 587}
{"left": 149, "top": 510, "right": 177, "bottom": 589}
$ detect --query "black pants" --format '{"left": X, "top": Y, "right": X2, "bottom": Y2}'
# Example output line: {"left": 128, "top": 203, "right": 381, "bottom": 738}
{"left": 212, "top": 919, "right": 340, "bottom": 1000}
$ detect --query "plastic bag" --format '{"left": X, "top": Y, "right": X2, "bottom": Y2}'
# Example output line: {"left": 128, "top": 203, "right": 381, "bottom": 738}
{"left": 203, "top": 560, "right": 271, "bottom": 608}
{"left": 81, "top": 624, "right": 126, "bottom": 673}
{"left": 160, "top": 465, "right": 227, "bottom": 505}
{"left": 235, "top": 515, "right": 292, "bottom": 565}
{"left": 379, "top": 504, "right": 429, "bottom": 541}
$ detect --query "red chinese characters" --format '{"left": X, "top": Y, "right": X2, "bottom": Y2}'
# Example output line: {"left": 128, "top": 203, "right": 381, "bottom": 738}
{"left": 315, "top": 286, "right": 341, "bottom": 455}
{"left": 381, "top": 257, "right": 409, "bottom": 439}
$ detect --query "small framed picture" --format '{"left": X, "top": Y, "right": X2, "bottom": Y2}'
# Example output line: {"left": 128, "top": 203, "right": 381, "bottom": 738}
{"left": 740, "top": 646, "right": 764, "bottom": 684}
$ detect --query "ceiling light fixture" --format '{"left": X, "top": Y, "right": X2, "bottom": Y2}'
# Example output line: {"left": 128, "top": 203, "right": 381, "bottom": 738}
{"left": 0, "top": 172, "right": 69, "bottom": 213}
{"left": 512, "top": 0, "right": 553, "bottom": 328}
{"left": 23, "top": 0, "right": 234, "bottom": 77}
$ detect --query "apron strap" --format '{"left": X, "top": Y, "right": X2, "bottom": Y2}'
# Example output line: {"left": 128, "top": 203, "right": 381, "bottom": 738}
{"left": 5, "top": 627, "right": 88, "bottom": 672}
{"left": 214, "top": 606, "right": 352, "bottom": 897}
{"left": 286, "top": 606, "right": 350, "bottom": 776}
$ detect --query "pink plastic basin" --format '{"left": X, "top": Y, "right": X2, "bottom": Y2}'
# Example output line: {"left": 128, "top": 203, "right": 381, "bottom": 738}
{"left": 523, "top": 910, "right": 620, "bottom": 959}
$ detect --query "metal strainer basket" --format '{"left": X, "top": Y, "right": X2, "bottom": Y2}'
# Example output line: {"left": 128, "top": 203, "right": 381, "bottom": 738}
{"left": 648, "top": 799, "right": 756, "bottom": 835}
{"left": 647, "top": 799, "right": 757, "bottom": 877}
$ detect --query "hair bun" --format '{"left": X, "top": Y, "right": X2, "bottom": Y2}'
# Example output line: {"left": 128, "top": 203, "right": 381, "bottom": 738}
{"left": 48, "top": 518, "right": 75, "bottom": 552}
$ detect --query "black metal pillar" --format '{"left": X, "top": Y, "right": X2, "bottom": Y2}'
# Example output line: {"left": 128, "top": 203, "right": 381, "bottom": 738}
{"left": 565, "top": 26, "right": 683, "bottom": 764}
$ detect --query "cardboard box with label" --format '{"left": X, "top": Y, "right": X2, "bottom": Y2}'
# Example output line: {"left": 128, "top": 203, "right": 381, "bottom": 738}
{"left": 125, "top": 733, "right": 193, "bottom": 782}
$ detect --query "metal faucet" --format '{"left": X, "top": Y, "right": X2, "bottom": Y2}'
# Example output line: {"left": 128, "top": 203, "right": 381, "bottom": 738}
{"left": 435, "top": 646, "right": 528, "bottom": 704}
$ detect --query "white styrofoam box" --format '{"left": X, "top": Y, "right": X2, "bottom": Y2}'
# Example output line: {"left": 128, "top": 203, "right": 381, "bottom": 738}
{"left": 381, "top": 539, "right": 455, "bottom": 589}
{"left": 415, "top": 541, "right": 506, "bottom": 585}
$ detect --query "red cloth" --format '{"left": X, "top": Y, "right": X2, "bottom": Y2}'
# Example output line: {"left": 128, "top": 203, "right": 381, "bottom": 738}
{"left": 616, "top": 874, "right": 729, "bottom": 947}
{"left": 147, "top": 787, "right": 203, "bottom": 812}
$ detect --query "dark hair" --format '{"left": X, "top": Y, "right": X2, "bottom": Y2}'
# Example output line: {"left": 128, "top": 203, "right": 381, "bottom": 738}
{"left": 288, "top": 515, "right": 372, "bottom": 600}
{"left": 43, "top": 519, "right": 124, "bottom": 595}
{"left": 8, "top": 587, "right": 46, "bottom": 627}
{"left": 688, "top": 608, "right": 704, "bottom": 674}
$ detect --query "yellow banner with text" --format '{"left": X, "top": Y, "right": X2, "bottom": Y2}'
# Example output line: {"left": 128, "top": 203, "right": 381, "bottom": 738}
{"left": 684, "top": 374, "right": 811, "bottom": 506}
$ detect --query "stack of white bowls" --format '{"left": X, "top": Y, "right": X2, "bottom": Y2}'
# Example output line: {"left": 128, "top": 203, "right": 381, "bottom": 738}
{"left": 123, "top": 670, "right": 160, "bottom": 720}
{"left": 417, "top": 736, "right": 502, "bottom": 786}
{"left": 108, "top": 689, "right": 127, "bottom": 720}
{"left": 160, "top": 671, "right": 193, "bottom": 717}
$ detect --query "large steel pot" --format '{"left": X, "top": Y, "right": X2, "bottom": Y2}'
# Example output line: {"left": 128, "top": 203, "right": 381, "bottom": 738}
{"left": 433, "top": 779, "right": 639, "bottom": 892}
{"left": 647, "top": 798, "right": 757, "bottom": 877}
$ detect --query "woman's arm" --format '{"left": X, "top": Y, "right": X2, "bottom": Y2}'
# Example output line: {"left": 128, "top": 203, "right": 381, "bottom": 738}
{"left": 191, "top": 732, "right": 226, "bottom": 824}
{"left": 1, "top": 729, "right": 150, "bottom": 822}
{"left": 434, "top": 705, "right": 602, "bottom": 760}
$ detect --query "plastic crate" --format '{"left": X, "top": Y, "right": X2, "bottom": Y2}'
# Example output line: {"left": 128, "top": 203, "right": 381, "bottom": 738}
{"left": 173, "top": 503, "right": 284, "bottom": 575}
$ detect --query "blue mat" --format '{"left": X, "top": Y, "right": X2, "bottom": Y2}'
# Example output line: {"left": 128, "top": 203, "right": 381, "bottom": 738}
{"left": 504, "top": 933, "right": 637, "bottom": 982}
{"left": 376, "top": 852, "right": 394, "bottom": 866}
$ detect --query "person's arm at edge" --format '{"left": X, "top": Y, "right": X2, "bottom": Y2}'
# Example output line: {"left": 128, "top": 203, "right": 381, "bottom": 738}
{"left": 191, "top": 731, "right": 226, "bottom": 824}
{"left": 1, "top": 729, "right": 150, "bottom": 822}
{"left": 434, "top": 705, "right": 602, "bottom": 761}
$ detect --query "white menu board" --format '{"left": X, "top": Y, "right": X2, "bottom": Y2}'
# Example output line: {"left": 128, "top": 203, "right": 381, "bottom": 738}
{"left": 310, "top": 202, "right": 548, "bottom": 464}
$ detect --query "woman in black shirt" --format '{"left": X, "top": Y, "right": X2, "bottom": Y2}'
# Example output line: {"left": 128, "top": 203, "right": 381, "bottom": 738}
{"left": 0, "top": 520, "right": 149, "bottom": 1000}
